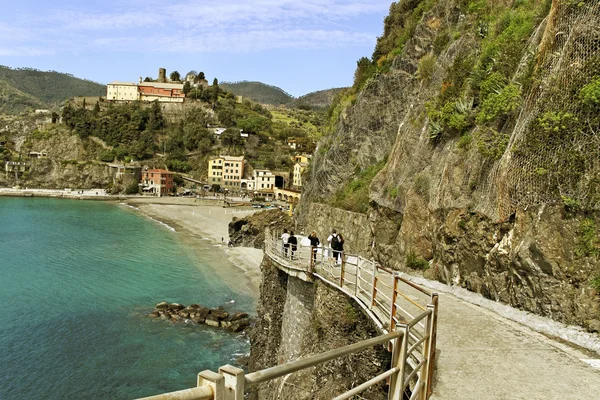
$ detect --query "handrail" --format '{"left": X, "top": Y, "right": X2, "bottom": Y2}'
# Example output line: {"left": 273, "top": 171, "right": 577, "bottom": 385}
{"left": 140, "top": 229, "right": 439, "bottom": 400}
{"left": 137, "top": 386, "right": 214, "bottom": 400}
{"left": 245, "top": 330, "right": 403, "bottom": 386}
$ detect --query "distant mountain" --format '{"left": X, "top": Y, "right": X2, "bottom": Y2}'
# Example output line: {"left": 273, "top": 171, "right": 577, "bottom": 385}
{"left": 220, "top": 81, "right": 294, "bottom": 105}
{"left": 0, "top": 66, "right": 106, "bottom": 114}
{"left": 289, "top": 88, "right": 348, "bottom": 109}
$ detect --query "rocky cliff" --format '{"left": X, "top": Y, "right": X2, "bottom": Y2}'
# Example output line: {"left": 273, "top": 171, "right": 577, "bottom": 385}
{"left": 298, "top": 0, "right": 600, "bottom": 332}
{"left": 248, "top": 257, "right": 390, "bottom": 399}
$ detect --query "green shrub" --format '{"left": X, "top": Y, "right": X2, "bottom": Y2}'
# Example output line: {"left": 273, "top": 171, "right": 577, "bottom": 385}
{"left": 579, "top": 76, "right": 600, "bottom": 107}
{"left": 576, "top": 218, "right": 599, "bottom": 258}
{"left": 476, "top": 83, "right": 522, "bottom": 124}
{"left": 331, "top": 159, "right": 386, "bottom": 214}
{"left": 591, "top": 275, "right": 600, "bottom": 292}
{"left": 99, "top": 149, "right": 115, "bottom": 163}
{"left": 418, "top": 53, "right": 437, "bottom": 83}
{"left": 414, "top": 174, "right": 430, "bottom": 198}
{"left": 475, "top": 128, "right": 509, "bottom": 160}
{"left": 406, "top": 250, "right": 429, "bottom": 271}
{"left": 124, "top": 181, "right": 140, "bottom": 195}
{"left": 457, "top": 134, "right": 473, "bottom": 149}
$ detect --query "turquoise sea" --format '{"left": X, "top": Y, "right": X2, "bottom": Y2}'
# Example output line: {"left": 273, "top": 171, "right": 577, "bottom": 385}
{"left": 0, "top": 197, "right": 254, "bottom": 399}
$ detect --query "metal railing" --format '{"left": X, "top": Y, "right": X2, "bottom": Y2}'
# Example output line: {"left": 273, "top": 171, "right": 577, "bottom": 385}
{"left": 137, "top": 229, "right": 438, "bottom": 400}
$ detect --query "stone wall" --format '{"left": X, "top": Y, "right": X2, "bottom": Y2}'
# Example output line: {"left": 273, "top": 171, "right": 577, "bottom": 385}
{"left": 249, "top": 256, "right": 390, "bottom": 399}
{"left": 297, "top": 203, "right": 372, "bottom": 256}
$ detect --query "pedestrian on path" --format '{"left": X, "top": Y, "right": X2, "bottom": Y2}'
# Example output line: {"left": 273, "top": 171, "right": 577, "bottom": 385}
{"left": 327, "top": 229, "right": 337, "bottom": 261}
{"left": 288, "top": 231, "right": 298, "bottom": 260}
{"left": 281, "top": 229, "right": 290, "bottom": 258}
{"left": 335, "top": 233, "right": 345, "bottom": 265}
{"left": 308, "top": 231, "right": 320, "bottom": 265}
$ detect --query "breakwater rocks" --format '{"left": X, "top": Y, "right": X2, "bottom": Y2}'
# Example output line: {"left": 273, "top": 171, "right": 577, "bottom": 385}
{"left": 149, "top": 302, "right": 251, "bottom": 332}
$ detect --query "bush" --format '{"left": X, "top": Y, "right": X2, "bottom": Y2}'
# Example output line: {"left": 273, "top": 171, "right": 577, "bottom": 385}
{"left": 99, "top": 149, "right": 115, "bottom": 163}
{"left": 417, "top": 53, "right": 437, "bottom": 83}
{"left": 406, "top": 250, "right": 429, "bottom": 271}
{"left": 476, "top": 83, "right": 522, "bottom": 124}
{"left": 125, "top": 181, "right": 140, "bottom": 195}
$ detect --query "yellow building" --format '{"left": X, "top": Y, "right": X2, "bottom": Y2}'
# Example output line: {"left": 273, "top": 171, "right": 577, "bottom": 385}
{"left": 294, "top": 155, "right": 310, "bottom": 164}
{"left": 293, "top": 162, "right": 308, "bottom": 188}
{"left": 208, "top": 156, "right": 245, "bottom": 190}
{"left": 106, "top": 81, "right": 139, "bottom": 101}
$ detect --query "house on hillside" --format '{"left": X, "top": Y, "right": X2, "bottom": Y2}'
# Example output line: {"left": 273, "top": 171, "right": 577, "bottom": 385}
{"left": 140, "top": 169, "right": 174, "bottom": 197}
{"left": 28, "top": 150, "right": 48, "bottom": 159}
{"left": 208, "top": 156, "right": 245, "bottom": 191}
{"left": 293, "top": 161, "right": 309, "bottom": 188}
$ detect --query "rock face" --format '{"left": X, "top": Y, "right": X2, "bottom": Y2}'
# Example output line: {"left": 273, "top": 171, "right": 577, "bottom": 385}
{"left": 296, "top": 0, "right": 600, "bottom": 333}
{"left": 228, "top": 209, "right": 293, "bottom": 249}
{"left": 149, "top": 302, "right": 250, "bottom": 333}
{"left": 248, "top": 257, "right": 390, "bottom": 399}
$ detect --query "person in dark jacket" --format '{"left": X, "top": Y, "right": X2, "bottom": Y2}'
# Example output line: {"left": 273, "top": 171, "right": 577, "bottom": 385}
{"left": 287, "top": 231, "right": 298, "bottom": 260}
{"left": 308, "top": 231, "right": 320, "bottom": 265}
{"left": 335, "top": 233, "right": 345, "bottom": 264}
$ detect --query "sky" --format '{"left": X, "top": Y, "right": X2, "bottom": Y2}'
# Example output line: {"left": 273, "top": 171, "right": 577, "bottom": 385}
{"left": 0, "top": 0, "right": 392, "bottom": 97}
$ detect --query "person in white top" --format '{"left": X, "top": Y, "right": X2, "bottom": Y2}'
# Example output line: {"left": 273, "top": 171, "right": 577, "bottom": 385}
{"left": 326, "top": 229, "right": 337, "bottom": 260}
{"left": 281, "top": 229, "right": 290, "bottom": 258}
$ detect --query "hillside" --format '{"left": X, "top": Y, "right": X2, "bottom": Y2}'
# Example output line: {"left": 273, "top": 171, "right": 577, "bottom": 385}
{"left": 0, "top": 66, "right": 106, "bottom": 113}
{"left": 298, "top": 0, "right": 600, "bottom": 334}
{"left": 0, "top": 80, "right": 46, "bottom": 114}
{"left": 220, "top": 81, "right": 293, "bottom": 105}
{"left": 289, "top": 87, "right": 347, "bottom": 109}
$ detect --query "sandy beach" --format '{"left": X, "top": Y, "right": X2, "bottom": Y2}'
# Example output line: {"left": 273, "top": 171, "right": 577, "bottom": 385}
{"left": 123, "top": 197, "right": 264, "bottom": 303}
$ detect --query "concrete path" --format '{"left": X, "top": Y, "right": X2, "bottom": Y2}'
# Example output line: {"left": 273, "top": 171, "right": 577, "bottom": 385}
{"left": 430, "top": 291, "right": 600, "bottom": 400}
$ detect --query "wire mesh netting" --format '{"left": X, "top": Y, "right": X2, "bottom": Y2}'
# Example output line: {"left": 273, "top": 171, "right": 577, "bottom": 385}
{"left": 477, "top": 0, "right": 600, "bottom": 219}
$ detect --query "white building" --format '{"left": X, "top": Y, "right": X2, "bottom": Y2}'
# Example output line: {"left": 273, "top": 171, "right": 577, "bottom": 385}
{"left": 253, "top": 169, "right": 276, "bottom": 192}
{"left": 106, "top": 81, "right": 139, "bottom": 101}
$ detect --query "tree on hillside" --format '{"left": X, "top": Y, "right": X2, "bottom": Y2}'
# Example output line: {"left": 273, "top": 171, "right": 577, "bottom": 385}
{"left": 221, "top": 128, "right": 243, "bottom": 148}
{"left": 198, "top": 72, "right": 206, "bottom": 81}
{"left": 183, "top": 81, "right": 191, "bottom": 95}
{"left": 211, "top": 78, "right": 220, "bottom": 103}
{"left": 170, "top": 71, "right": 181, "bottom": 82}
{"left": 186, "top": 70, "right": 197, "bottom": 81}
{"left": 148, "top": 101, "right": 165, "bottom": 131}
{"left": 144, "top": 77, "right": 153, "bottom": 82}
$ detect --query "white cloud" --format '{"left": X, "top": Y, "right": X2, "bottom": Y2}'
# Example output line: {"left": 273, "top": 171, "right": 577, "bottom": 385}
{"left": 0, "top": 0, "right": 389, "bottom": 55}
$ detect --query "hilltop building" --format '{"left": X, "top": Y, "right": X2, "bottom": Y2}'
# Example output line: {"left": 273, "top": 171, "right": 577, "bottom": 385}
{"left": 107, "top": 68, "right": 185, "bottom": 103}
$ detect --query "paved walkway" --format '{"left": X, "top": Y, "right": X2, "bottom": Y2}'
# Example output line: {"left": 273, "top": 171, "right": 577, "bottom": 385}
{"left": 430, "top": 290, "right": 600, "bottom": 400}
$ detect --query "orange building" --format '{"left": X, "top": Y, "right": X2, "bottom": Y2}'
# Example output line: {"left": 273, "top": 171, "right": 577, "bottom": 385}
{"left": 138, "top": 82, "right": 185, "bottom": 103}
{"left": 141, "top": 169, "right": 174, "bottom": 196}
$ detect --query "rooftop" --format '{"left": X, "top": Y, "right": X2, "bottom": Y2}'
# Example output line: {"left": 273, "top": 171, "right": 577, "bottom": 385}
{"left": 108, "top": 81, "right": 137, "bottom": 86}
{"left": 138, "top": 82, "right": 184, "bottom": 90}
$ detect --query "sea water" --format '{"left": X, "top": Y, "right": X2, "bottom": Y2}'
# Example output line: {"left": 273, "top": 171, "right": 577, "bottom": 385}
{"left": 0, "top": 197, "right": 253, "bottom": 399}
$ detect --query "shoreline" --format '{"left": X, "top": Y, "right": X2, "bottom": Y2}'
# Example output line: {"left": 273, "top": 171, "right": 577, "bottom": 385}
{"left": 1, "top": 190, "right": 264, "bottom": 306}
{"left": 121, "top": 198, "right": 264, "bottom": 305}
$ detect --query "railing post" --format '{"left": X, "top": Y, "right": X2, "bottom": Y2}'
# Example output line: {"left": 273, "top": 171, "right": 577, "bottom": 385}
{"left": 427, "top": 293, "right": 439, "bottom": 398}
{"left": 421, "top": 305, "right": 435, "bottom": 400}
{"left": 390, "top": 274, "right": 398, "bottom": 333}
{"left": 370, "top": 260, "right": 377, "bottom": 310}
{"left": 198, "top": 370, "right": 225, "bottom": 400}
{"left": 309, "top": 246, "right": 315, "bottom": 274}
{"left": 219, "top": 364, "right": 245, "bottom": 400}
{"left": 340, "top": 251, "right": 345, "bottom": 288}
{"left": 389, "top": 323, "right": 409, "bottom": 400}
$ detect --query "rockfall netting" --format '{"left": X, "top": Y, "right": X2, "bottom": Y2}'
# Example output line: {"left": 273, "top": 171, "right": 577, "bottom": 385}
{"left": 479, "top": 0, "right": 600, "bottom": 220}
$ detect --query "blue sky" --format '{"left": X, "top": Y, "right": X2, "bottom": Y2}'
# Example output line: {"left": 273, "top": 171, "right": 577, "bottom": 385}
{"left": 0, "top": 0, "right": 392, "bottom": 97}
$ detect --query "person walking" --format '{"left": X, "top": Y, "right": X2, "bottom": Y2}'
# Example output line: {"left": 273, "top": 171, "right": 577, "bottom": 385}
{"left": 288, "top": 231, "right": 298, "bottom": 260}
{"left": 335, "top": 233, "right": 345, "bottom": 265}
{"left": 308, "top": 231, "right": 320, "bottom": 265}
{"left": 281, "top": 229, "right": 290, "bottom": 258}
{"left": 327, "top": 229, "right": 338, "bottom": 261}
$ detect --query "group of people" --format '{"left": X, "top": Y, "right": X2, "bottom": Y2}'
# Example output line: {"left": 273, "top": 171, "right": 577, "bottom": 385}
{"left": 280, "top": 228, "right": 345, "bottom": 265}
